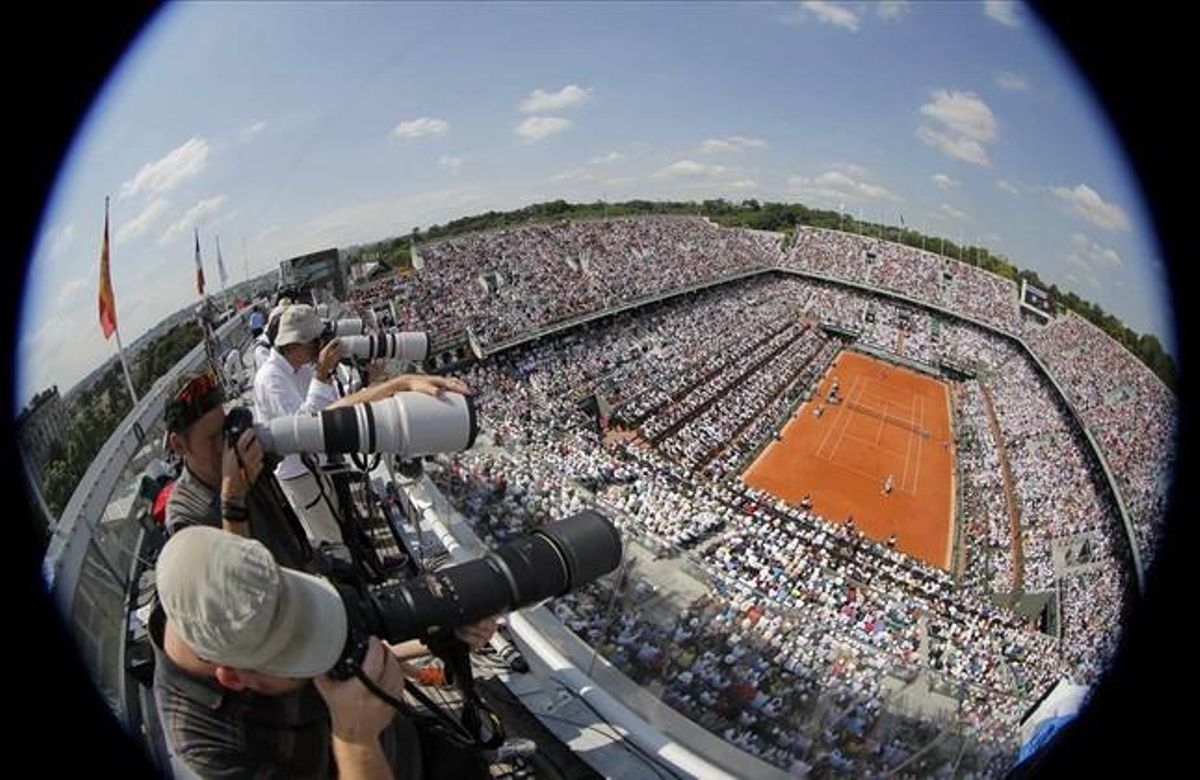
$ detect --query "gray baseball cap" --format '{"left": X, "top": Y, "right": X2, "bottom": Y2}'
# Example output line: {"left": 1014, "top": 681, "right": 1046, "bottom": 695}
{"left": 274, "top": 304, "right": 325, "bottom": 348}
{"left": 156, "top": 526, "right": 347, "bottom": 678}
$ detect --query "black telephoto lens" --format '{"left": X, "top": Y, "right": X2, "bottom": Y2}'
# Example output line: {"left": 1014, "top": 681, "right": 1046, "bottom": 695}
{"left": 331, "top": 510, "right": 622, "bottom": 671}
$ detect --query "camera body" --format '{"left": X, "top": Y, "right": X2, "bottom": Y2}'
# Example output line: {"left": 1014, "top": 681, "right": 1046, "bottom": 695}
{"left": 223, "top": 406, "right": 255, "bottom": 448}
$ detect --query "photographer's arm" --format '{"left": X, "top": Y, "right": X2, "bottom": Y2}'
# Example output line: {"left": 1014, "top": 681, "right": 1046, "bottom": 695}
{"left": 315, "top": 638, "right": 406, "bottom": 780}
{"left": 330, "top": 738, "right": 393, "bottom": 780}
{"left": 327, "top": 374, "right": 471, "bottom": 410}
{"left": 220, "top": 429, "right": 264, "bottom": 537}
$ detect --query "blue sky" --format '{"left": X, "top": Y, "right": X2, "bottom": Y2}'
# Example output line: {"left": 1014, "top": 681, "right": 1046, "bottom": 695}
{"left": 18, "top": 1, "right": 1174, "bottom": 408}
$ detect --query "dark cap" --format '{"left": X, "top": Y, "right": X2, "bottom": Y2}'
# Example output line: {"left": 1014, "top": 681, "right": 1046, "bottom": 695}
{"left": 164, "top": 372, "right": 225, "bottom": 434}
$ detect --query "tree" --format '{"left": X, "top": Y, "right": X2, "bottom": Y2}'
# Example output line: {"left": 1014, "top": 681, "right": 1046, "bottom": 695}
{"left": 43, "top": 459, "right": 76, "bottom": 517}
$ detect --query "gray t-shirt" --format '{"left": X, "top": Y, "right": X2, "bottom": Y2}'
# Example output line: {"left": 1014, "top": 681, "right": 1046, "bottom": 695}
{"left": 150, "top": 605, "right": 422, "bottom": 779}
{"left": 166, "top": 464, "right": 312, "bottom": 573}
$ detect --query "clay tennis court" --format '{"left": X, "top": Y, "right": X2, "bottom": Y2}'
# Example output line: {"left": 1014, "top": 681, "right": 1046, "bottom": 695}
{"left": 743, "top": 350, "right": 956, "bottom": 570}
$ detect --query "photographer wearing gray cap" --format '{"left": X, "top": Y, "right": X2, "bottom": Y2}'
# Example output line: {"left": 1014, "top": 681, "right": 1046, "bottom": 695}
{"left": 152, "top": 526, "right": 496, "bottom": 779}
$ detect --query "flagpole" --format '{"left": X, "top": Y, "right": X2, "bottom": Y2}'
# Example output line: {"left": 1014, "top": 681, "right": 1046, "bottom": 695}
{"left": 102, "top": 197, "right": 139, "bottom": 405}
{"left": 216, "top": 235, "right": 228, "bottom": 311}
{"left": 113, "top": 323, "right": 139, "bottom": 405}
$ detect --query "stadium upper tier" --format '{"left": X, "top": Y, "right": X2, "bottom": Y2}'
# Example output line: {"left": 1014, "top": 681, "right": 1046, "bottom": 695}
{"left": 346, "top": 216, "right": 1174, "bottom": 571}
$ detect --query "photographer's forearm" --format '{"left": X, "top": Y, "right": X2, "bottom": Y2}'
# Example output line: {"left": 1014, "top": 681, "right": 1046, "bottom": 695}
{"left": 220, "top": 482, "right": 252, "bottom": 538}
{"left": 385, "top": 639, "right": 431, "bottom": 662}
{"left": 327, "top": 376, "right": 414, "bottom": 410}
{"left": 331, "top": 736, "right": 394, "bottom": 780}
{"left": 221, "top": 517, "right": 252, "bottom": 537}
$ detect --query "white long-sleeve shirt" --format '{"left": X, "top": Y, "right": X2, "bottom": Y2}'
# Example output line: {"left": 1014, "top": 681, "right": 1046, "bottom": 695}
{"left": 252, "top": 336, "right": 272, "bottom": 374}
{"left": 253, "top": 349, "right": 339, "bottom": 480}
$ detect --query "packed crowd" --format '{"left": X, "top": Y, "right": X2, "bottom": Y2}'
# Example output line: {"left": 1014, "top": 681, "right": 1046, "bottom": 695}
{"left": 1025, "top": 313, "right": 1176, "bottom": 565}
{"left": 554, "top": 585, "right": 1011, "bottom": 777}
{"left": 320, "top": 217, "right": 1171, "bottom": 774}
{"left": 350, "top": 217, "right": 781, "bottom": 348}
{"left": 401, "top": 273, "right": 1153, "bottom": 775}
{"left": 783, "top": 227, "right": 1023, "bottom": 334}
{"left": 984, "top": 351, "right": 1125, "bottom": 594}
{"left": 954, "top": 382, "right": 1016, "bottom": 595}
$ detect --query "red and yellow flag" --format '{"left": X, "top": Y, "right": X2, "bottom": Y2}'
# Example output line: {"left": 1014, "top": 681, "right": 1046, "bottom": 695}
{"left": 98, "top": 197, "right": 117, "bottom": 340}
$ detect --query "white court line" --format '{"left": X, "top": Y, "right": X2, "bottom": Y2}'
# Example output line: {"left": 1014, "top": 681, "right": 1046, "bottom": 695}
{"left": 840, "top": 432, "right": 908, "bottom": 458}
{"left": 812, "top": 372, "right": 850, "bottom": 460}
{"left": 822, "top": 455, "right": 892, "bottom": 485}
{"left": 825, "top": 378, "right": 870, "bottom": 462}
{"left": 900, "top": 395, "right": 918, "bottom": 493}
{"left": 875, "top": 399, "right": 888, "bottom": 445}
{"left": 815, "top": 372, "right": 864, "bottom": 461}
{"left": 913, "top": 395, "right": 926, "bottom": 493}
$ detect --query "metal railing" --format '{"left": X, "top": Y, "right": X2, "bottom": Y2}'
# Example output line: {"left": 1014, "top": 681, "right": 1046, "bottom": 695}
{"left": 43, "top": 312, "right": 250, "bottom": 722}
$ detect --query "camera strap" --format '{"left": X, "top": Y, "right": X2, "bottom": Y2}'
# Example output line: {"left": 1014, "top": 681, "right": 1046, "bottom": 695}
{"left": 432, "top": 636, "right": 506, "bottom": 750}
{"left": 352, "top": 665, "right": 487, "bottom": 749}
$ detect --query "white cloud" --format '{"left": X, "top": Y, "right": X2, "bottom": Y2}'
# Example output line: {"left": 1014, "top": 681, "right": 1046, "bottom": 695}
{"left": 997, "top": 179, "right": 1020, "bottom": 195}
{"left": 589, "top": 151, "right": 624, "bottom": 165}
{"left": 604, "top": 176, "right": 637, "bottom": 187}
{"left": 240, "top": 120, "right": 267, "bottom": 143}
{"left": 519, "top": 85, "right": 592, "bottom": 113}
{"left": 516, "top": 116, "right": 572, "bottom": 142}
{"left": 940, "top": 203, "right": 971, "bottom": 221}
{"left": 439, "top": 155, "right": 463, "bottom": 173}
{"left": 727, "top": 179, "right": 758, "bottom": 190}
{"left": 393, "top": 117, "right": 449, "bottom": 139}
{"left": 657, "top": 159, "right": 728, "bottom": 177}
{"left": 877, "top": 0, "right": 913, "bottom": 20}
{"left": 699, "top": 136, "right": 768, "bottom": 154}
{"left": 55, "top": 277, "right": 88, "bottom": 309}
{"left": 984, "top": 0, "right": 1021, "bottom": 28}
{"left": 788, "top": 170, "right": 899, "bottom": 205}
{"left": 831, "top": 162, "right": 869, "bottom": 178}
{"left": 115, "top": 198, "right": 171, "bottom": 244}
{"left": 931, "top": 173, "right": 960, "bottom": 190}
{"left": 44, "top": 222, "right": 75, "bottom": 259}
{"left": 551, "top": 167, "right": 596, "bottom": 183}
{"left": 160, "top": 195, "right": 227, "bottom": 245}
{"left": 266, "top": 189, "right": 486, "bottom": 258}
{"left": 996, "top": 71, "right": 1029, "bottom": 91}
{"left": 1051, "top": 184, "right": 1131, "bottom": 231}
{"left": 1068, "top": 232, "right": 1123, "bottom": 268}
{"left": 119, "top": 138, "right": 210, "bottom": 199}
{"left": 917, "top": 90, "right": 997, "bottom": 166}
{"left": 794, "top": 1, "right": 861, "bottom": 32}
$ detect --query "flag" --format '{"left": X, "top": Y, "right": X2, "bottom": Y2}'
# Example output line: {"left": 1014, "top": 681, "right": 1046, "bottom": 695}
{"left": 98, "top": 198, "right": 117, "bottom": 339}
{"left": 194, "top": 228, "right": 206, "bottom": 295}
{"left": 216, "top": 235, "right": 228, "bottom": 286}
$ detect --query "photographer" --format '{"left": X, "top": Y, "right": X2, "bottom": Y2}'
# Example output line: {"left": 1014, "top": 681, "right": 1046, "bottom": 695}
{"left": 164, "top": 371, "right": 312, "bottom": 570}
{"left": 249, "top": 306, "right": 271, "bottom": 374}
{"left": 251, "top": 304, "right": 466, "bottom": 554}
{"left": 151, "top": 525, "right": 498, "bottom": 779}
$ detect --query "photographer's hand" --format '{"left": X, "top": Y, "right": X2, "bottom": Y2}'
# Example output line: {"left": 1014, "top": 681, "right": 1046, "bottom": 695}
{"left": 220, "top": 430, "right": 264, "bottom": 535}
{"left": 455, "top": 616, "right": 499, "bottom": 651}
{"left": 315, "top": 637, "right": 406, "bottom": 745}
{"left": 366, "top": 358, "right": 389, "bottom": 386}
{"left": 316, "top": 337, "right": 342, "bottom": 383}
{"left": 397, "top": 374, "right": 471, "bottom": 398}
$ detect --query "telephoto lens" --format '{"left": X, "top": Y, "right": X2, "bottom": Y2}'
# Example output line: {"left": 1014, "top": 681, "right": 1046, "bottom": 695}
{"left": 329, "top": 510, "right": 623, "bottom": 678}
{"left": 252, "top": 391, "right": 477, "bottom": 457}
{"left": 329, "top": 318, "right": 366, "bottom": 337}
{"left": 339, "top": 331, "right": 429, "bottom": 363}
